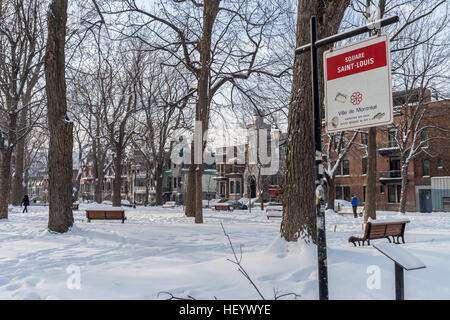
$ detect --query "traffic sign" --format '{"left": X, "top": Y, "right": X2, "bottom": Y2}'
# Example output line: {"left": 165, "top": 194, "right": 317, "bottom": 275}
{"left": 324, "top": 34, "right": 393, "bottom": 133}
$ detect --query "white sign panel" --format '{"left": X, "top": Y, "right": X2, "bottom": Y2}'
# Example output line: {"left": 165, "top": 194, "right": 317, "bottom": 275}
{"left": 324, "top": 34, "right": 393, "bottom": 133}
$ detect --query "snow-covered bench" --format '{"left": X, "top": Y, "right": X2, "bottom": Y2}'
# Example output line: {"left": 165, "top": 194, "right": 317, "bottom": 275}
{"left": 348, "top": 219, "right": 410, "bottom": 246}
{"left": 162, "top": 201, "right": 176, "bottom": 208}
{"left": 266, "top": 206, "right": 282, "bottom": 219}
{"left": 86, "top": 208, "right": 127, "bottom": 223}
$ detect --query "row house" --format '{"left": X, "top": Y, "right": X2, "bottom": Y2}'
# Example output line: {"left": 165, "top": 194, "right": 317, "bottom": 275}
{"left": 165, "top": 151, "right": 217, "bottom": 204}
{"left": 214, "top": 112, "right": 286, "bottom": 203}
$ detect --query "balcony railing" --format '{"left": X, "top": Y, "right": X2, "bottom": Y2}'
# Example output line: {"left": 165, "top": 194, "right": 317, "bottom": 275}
{"left": 379, "top": 170, "right": 402, "bottom": 179}
{"left": 378, "top": 142, "right": 401, "bottom": 155}
{"left": 134, "top": 186, "right": 147, "bottom": 194}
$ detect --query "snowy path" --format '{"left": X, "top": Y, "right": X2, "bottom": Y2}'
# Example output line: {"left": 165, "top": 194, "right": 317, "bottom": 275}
{"left": 0, "top": 205, "right": 449, "bottom": 299}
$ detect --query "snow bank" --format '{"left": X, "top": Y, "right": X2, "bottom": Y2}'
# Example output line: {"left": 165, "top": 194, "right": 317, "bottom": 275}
{"left": 0, "top": 205, "right": 450, "bottom": 299}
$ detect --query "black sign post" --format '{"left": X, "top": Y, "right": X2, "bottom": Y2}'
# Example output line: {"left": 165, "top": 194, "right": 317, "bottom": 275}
{"left": 295, "top": 15, "right": 399, "bottom": 300}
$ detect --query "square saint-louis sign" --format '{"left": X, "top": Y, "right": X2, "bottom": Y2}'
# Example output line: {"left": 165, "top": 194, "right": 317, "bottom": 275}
{"left": 324, "top": 34, "right": 393, "bottom": 133}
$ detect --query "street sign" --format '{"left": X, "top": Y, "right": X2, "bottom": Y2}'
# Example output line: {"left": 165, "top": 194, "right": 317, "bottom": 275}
{"left": 324, "top": 34, "right": 393, "bottom": 133}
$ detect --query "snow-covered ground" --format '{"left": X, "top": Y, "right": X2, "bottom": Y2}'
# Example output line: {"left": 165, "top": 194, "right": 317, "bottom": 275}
{"left": 1, "top": 205, "right": 449, "bottom": 300}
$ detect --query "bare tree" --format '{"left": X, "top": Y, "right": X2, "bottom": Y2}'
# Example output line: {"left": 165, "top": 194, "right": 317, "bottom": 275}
{"left": 388, "top": 41, "right": 449, "bottom": 212}
{"left": 0, "top": 0, "right": 45, "bottom": 218}
{"left": 281, "top": 0, "right": 350, "bottom": 243}
{"left": 45, "top": 0, "right": 74, "bottom": 232}
{"left": 99, "top": 0, "right": 290, "bottom": 223}
{"left": 96, "top": 44, "right": 141, "bottom": 207}
{"left": 133, "top": 55, "right": 193, "bottom": 206}
{"left": 349, "top": 0, "right": 449, "bottom": 218}
{"left": 323, "top": 131, "right": 359, "bottom": 210}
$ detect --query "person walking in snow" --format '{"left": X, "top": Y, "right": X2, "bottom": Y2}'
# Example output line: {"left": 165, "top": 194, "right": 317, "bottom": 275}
{"left": 351, "top": 195, "right": 359, "bottom": 218}
{"left": 21, "top": 195, "right": 30, "bottom": 213}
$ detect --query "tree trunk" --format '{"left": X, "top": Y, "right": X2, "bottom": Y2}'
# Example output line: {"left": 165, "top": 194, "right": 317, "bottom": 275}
{"left": 155, "top": 164, "right": 164, "bottom": 206}
{"left": 112, "top": 146, "right": 122, "bottom": 207}
{"left": 259, "top": 176, "right": 264, "bottom": 210}
{"left": 281, "top": 0, "right": 350, "bottom": 242}
{"left": 194, "top": 165, "right": 204, "bottom": 224}
{"left": 12, "top": 110, "right": 27, "bottom": 206}
{"left": 144, "top": 170, "right": 150, "bottom": 205}
{"left": 24, "top": 152, "right": 30, "bottom": 197}
{"left": 0, "top": 151, "right": 12, "bottom": 219}
{"left": 185, "top": 143, "right": 196, "bottom": 217}
{"left": 364, "top": 127, "right": 377, "bottom": 222}
{"left": 398, "top": 162, "right": 409, "bottom": 213}
{"left": 326, "top": 175, "right": 335, "bottom": 211}
{"left": 193, "top": 0, "right": 220, "bottom": 224}
{"left": 45, "top": 0, "right": 74, "bottom": 233}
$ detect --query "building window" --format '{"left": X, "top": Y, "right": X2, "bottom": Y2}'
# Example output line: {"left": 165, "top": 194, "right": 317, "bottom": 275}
{"left": 363, "top": 186, "right": 366, "bottom": 202}
{"left": 421, "top": 129, "right": 428, "bottom": 147}
{"left": 423, "top": 160, "right": 430, "bottom": 177}
{"left": 334, "top": 135, "right": 349, "bottom": 148}
{"left": 230, "top": 181, "right": 234, "bottom": 194}
{"left": 236, "top": 181, "right": 241, "bottom": 194}
{"left": 220, "top": 183, "right": 226, "bottom": 197}
{"left": 388, "top": 128, "right": 398, "bottom": 147}
{"left": 173, "top": 177, "right": 177, "bottom": 188}
{"left": 438, "top": 159, "right": 443, "bottom": 169}
{"left": 362, "top": 158, "right": 367, "bottom": 175}
{"left": 380, "top": 185, "right": 384, "bottom": 194}
{"left": 335, "top": 186, "right": 350, "bottom": 202}
{"left": 389, "top": 156, "right": 401, "bottom": 177}
{"left": 361, "top": 132, "right": 368, "bottom": 145}
{"left": 342, "top": 160, "right": 350, "bottom": 175}
{"left": 388, "top": 184, "right": 402, "bottom": 203}
{"left": 337, "top": 160, "right": 350, "bottom": 176}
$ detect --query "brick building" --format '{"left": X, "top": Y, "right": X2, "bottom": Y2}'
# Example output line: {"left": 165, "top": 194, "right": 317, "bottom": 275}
{"left": 332, "top": 98, "right": 450, "bottom": 212}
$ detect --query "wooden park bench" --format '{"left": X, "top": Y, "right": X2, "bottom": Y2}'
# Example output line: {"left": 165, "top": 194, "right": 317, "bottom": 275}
{"left": 266, "top": 207, "right": 282, "bottom": 219}
{"left": 214, "top": 204, "right": 234, "bottom": 212}
{"left": 86, "top": 209, "right": 127, "bottom": 223}
{"left": 162, "top": 201, "right": 176, "bottom": 208}
{"left": 72, "top": 203, "right": 79, "bottom": 211}
{"left": 348, "top": 219, "right": 410, "bottom": 246}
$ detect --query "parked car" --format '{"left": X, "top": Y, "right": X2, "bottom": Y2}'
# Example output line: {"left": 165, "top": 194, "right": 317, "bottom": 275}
{"left": 101, "top": 200, "right": 133, "bottom": 207}
{"left": 227, "top": 200, "right": 248, "bottom": 210}
{"left": 121, "top": 200, "right": 133, "bottom": 207}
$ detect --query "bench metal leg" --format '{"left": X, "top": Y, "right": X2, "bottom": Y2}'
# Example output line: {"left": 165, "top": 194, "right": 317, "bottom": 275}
{"left": 387, "top": 237, "right": 392, "bottom": 243}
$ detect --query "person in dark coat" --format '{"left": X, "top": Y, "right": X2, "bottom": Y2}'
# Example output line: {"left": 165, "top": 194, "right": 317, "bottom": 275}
{"left": 351, "top": 195, "right": 359, "bottom": 218}
{"left": 22, "top": 195, "right": 30, "bottom": 213}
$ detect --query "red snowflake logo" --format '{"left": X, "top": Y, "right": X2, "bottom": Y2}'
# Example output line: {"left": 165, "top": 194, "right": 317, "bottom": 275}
{"left": 350, "top": 91, "right": 363, "bottom": 105}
